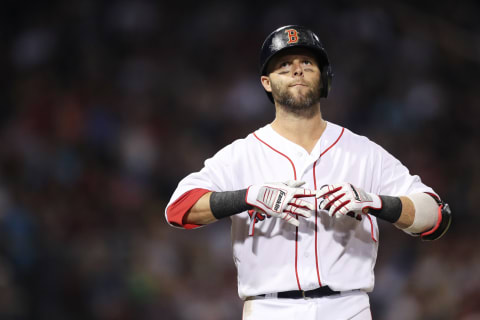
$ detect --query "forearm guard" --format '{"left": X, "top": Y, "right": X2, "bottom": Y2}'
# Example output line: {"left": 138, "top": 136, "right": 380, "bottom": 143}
{"left": 210, "top": 189, "right": 252, "bottom": 219}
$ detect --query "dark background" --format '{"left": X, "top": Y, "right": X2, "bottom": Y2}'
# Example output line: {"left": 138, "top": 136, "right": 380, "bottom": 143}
{"left": 0, "top": 0, "right": 479, "bottom": 319}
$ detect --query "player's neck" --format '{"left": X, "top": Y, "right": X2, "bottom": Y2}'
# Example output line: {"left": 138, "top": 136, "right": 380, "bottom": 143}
{"left": 271, "top": 106, "right": 327, "bottom": 154}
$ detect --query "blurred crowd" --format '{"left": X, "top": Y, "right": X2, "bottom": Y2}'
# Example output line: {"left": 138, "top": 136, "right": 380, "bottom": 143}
{"left": 0, "top": 0, "right": 479, "bottom": 319}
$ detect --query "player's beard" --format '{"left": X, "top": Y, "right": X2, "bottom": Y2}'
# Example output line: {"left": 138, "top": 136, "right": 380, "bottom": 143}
{"left": 271, "top": 77, "right": 321, "bottom": 118}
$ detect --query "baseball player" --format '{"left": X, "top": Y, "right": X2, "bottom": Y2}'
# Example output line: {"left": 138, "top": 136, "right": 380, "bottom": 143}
{"left": 165, "top": 25, "right": 451, "bottom": 319}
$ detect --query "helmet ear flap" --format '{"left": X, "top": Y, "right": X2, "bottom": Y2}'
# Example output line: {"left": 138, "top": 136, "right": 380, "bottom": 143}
{"left": 266, "top": 92, "right": 274, "bottom": 103}
{"left": 320, "top": 65, "right": 333, "bottom": 98}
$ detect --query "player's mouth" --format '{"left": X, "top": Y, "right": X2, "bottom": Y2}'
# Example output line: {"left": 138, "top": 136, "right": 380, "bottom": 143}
{"left": 289, "top": 83, "right": 308, "bottom": 87}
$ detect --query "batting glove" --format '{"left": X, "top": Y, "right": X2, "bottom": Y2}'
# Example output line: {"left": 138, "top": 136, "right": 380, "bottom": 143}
{"left": 316, "top": 182, "right": 381, "bottom": 219}
{"left": 246, "top": 180, "right": 315, "bottom": 227}
{"left": 248, "top": 209, "right": 268, "bottom": 223}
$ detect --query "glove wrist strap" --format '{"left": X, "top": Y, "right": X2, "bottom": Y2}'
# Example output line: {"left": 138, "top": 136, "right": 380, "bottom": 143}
{"left": 368, "top": 195, "right": 402, "bottom": 223}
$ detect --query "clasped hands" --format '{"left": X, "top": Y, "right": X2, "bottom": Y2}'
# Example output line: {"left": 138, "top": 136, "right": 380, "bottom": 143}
{"left": 247, "top": 181, "right": 381, "bottom": 227}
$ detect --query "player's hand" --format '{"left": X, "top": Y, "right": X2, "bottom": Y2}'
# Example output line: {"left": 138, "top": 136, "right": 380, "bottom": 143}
{"left": 316, "top": 183, "right": 381, "bottom": 220}
{"left": 246, "top": 180, "right": 316, "bottom": 227}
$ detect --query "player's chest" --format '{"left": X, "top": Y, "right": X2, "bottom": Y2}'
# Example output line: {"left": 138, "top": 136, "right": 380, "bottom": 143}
{"left": 237, "top": 149, "right": 372, "bottom": 190}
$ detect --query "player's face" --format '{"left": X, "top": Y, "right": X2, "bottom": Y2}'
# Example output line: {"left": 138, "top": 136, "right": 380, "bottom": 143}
{"left": 263, "top": 49, "right": 322, "bottom": 113}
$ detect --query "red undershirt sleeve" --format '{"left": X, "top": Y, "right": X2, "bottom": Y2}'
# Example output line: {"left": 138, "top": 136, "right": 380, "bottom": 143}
{"left": 166, "top": 188, "right": 211, "bottom": 229}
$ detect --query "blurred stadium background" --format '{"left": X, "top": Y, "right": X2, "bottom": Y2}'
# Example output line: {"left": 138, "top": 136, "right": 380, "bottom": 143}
{"left": 0, "top": 0, "right": 479, "bottom": 319}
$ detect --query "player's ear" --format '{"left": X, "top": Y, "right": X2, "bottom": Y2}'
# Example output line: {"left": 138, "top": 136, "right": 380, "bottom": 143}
{"left": 261, "top": 76, "right": 272, "bottom": 93}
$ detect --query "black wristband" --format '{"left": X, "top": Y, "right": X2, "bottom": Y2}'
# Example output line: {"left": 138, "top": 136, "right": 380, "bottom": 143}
{"left": 369, "top": 195, "right": 402, "bottom": 223}
{"left": 210, "top": 189, "right": 253, "bottom": 220}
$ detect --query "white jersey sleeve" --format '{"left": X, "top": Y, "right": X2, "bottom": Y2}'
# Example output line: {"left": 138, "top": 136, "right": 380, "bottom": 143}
{"left": 377, "top": 146, "right": 437, "bottom": 198}
{"left": 165, "top": 139, "right": 242, "bottom": 228}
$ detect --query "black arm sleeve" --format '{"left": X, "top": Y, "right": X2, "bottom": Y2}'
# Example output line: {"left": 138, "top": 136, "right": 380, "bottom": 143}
{"left": 210, "top": 189, "right": 253, "bottom": 220}
{"left": 369, "top": 195, "right": 402, "bottom": 223}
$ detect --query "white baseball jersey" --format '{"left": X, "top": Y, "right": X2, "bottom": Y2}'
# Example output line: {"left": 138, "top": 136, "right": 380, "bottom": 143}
{"left": 165, "top": 121, "right": 436, "bottom": 300}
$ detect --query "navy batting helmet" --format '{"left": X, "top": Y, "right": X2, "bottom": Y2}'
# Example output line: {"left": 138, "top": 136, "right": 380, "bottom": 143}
{"left": 260, "top": 25, "right": 333, "bottom": 102}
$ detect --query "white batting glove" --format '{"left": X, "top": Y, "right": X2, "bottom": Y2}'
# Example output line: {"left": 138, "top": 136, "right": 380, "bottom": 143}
{"left": 246, "top": 180, "right": 315, "bottom": 227}
{"left": 316, "top": 183, "right": 381, "bottom": 219}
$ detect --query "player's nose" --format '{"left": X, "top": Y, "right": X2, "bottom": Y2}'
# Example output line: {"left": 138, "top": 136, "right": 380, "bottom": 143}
{"left": 292, "top": 60, "right": 304, "bottom": 77}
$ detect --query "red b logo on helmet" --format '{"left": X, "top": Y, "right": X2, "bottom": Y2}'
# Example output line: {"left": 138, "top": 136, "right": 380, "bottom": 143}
{"left": 285, "top": 29, "right": 299, "bottom": 44}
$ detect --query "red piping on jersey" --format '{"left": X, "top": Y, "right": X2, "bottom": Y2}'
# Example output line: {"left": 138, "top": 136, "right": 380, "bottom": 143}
{"left": 253, "top": 132, "right": 302, "bottom": 290}
{"left": 320, "top": 127, "right": 344, "bottom": 157}
{"left": 312, "top": 127, "right": 345, "bottom": 287}
{"left": 312, "top": 160, "right": 322, "bottom": 287}
{"left": 253, "top": 133, "right": 297, "bottom": 179}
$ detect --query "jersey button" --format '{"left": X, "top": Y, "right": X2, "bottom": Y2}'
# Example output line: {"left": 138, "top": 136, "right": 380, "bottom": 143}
{"left": 304, "top": 252, "right": 309, "bottom": 258}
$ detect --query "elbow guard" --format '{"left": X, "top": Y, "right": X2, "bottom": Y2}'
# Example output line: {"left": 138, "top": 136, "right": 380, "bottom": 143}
{"left": 402, "top": 193, "right": 452, "bottom": 241}
{"left": 420, "top": 200, "right": 452, "bottom": 241}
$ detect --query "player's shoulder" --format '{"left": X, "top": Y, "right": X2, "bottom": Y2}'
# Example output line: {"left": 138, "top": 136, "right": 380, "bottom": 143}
{"left": 208, "top": 129, "right": 259, "bottom": 161}
{"left": 329, "top": 122, "right": 371, "bottom": 143}
{"left": 220, "top": 124, "right": 269, "bottom": 150}
{"left": 329, "top": 122, "right": 385, "bottom": 152}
